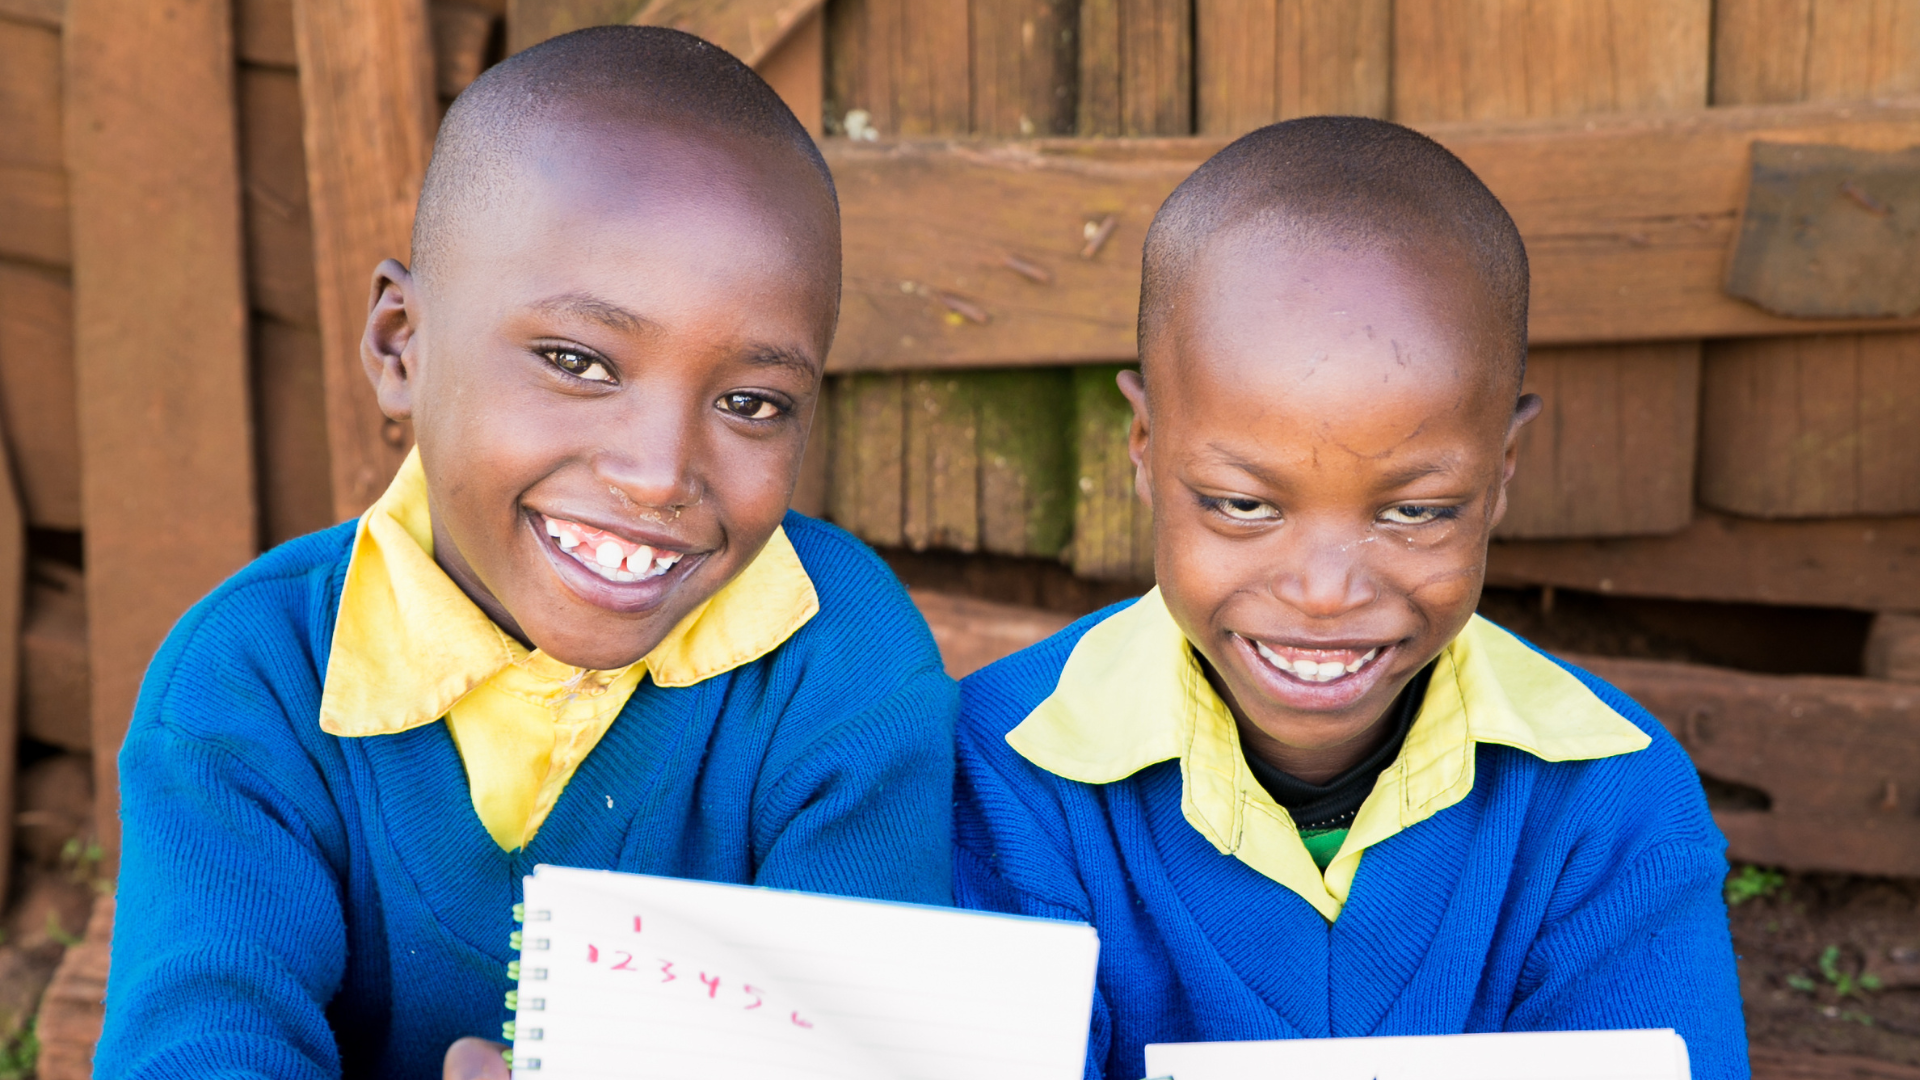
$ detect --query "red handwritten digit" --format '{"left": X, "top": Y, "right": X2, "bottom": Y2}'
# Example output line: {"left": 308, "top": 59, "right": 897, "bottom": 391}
{"left": 790, "top": 1011, "right": 813, "bottom": 1029}
{"left": 658, "top": 959, "right": 677, "bottom": 983}
{"left": 742, "top": 984, "right": 764, "bottom": 1010}
{"left": 699, "top": 972, "right": 721, "bottom": 999}
{"left": 610, "top": 951, "right": 634, "bottom": 971}
{"left": 633, "top": 916, "right": 643, "bottom": 933}
{"left": 587, "top": 944, "right": 599, "bottom": 963}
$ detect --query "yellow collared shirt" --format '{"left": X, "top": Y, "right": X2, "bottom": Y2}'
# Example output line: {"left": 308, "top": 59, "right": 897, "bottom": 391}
{"left": 1006, "top": 588, "right": 1650, "bottom": 921}
{"left": 318, "top": 449, "right": 819, "bottom": 851}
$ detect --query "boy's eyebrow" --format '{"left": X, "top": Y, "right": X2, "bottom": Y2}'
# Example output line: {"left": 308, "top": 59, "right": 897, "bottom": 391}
{"left": 745, "top": 345, "right": 821, "bottom": 379}
{"left": 528, "top": 293, "right": 654, "bottom": 334}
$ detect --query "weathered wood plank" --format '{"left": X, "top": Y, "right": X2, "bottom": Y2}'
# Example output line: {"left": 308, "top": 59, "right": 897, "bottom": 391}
{"left": 1700, "top": 333, "right": 1920, "bottom": 518}
{"left": 432, "top": 0, "right": 500, "bottom": 98}
{"left": 0, "top": 0, "right": 61, "bottom": 28}
{"left": 65, "top": 0, "right": 256, "bottom": 865}
{"left": 755, "top": 4, "right": 822, "bottom": 131}
{"left": 254, "top": 317, "right": 335, "bottom": 546}
{"left": 1194, "top": 0, "right": 1389, "bottom": 136}
{"left": 824, "top": 102, "right": 1920, "bottom": 371}
{"left": 1497, "top": 343, "right": 1699, "bottom": 540}
{"left": 0, "top": 18, "right": 63, "bottom": 170}
{"left": 824, "top": 0, "right": 969, "bottom": 137}
{"left": 902, "top": 374, "right": 979, "bottom": 552}
{"left": 630, "top": 0, "right": 819, "bottom": 66}
{"left": 236, "top": 0, "right": 298, "bottom": 67}
{"left": 239, "top": 65, "right": 318, "bottom": 329}
{"left": 976, "top": 369, "right": 1073, "bottom": 557}
{"left": 1486, "top": 510, "right": 1920, "bottom": 614}
{"left": 1713, "top": 0, "right": 1920, "bottom": 106}
{"left": 1866, "top": 612, "right": 1920, "bottom": 682}
{"left": 827, "top": 372, "right": 905, "bottom": 545}
{"left": 1391, "top": 0, "right": 1710, "bottom": 122}
{"left": 1078, "top": 0, "right": 1190, "bottom": 136}
{"left": 0, "top": 165, "right": 67, "bottom": 268}
{"left": 0, "top": 263, "right": 80, "bottom": 529}
{"left": 505, "top": 0, "right": 638, "bottom": 53}
{"left": 21, "top": 561, "right": 87, "bottom": 753}
{"left": 293, "top": 0, "right": 435, "bottom": 520}
{"left": 1069, "top": 364, "right": 1152, "bottom": 581}
{"left": 971, "top": 0, "right": 1076, "bottom": 137}
{"left": 1578, "top": 653, "right": 1920, "bottom": 878}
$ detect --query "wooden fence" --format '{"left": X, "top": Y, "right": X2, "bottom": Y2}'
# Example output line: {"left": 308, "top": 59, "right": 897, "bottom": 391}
{"left": 1, "top": 0, "right": 1918, "bottom": 890}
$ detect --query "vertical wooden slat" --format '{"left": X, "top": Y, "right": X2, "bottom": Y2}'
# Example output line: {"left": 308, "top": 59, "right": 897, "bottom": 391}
{"left": 65, "top": 0, "right": 256, "bottom": 864}
{"left": 971, "top": 0, "right": 1077, "bottom": 136}
{"left": 505, "top": 0, "right": 640, "bottom": 53}
{"left": 828, "top": 373, "right": 906, "bottom": 545}
{"left": 902, "top": 374, "right": 980, "bottom": 552}
{"left": 757, "top": 5, "right": 825, "bottom": 131}
{"left": 975, "top": 369, "right": 1073, "bottom": 558}
{"left": 0, "top": 263, "right": 80, "bottom": 530}
{"left": 825, "top": 0, "right": 969, "bottom": 137}
{"left": 1496, "top": 344, "right": 1701, "bottom": 539}
{"left": 1078, "top": 0, "right": 1191, "bottom": 135}
{"left": 293, "top": 0, "right": 435, "bottom": 522}
{"left": 1194, "top": 0, "right": 1389, "bottom": 136}
{"left": 1704, "top": 0, "right": 1920, "bottom": 520}
{"left": 1391, "top": 0, "right": 1710, "bottom": 123}
{"left": 1070, "top": 365, "right": 1151, "bottom": 581}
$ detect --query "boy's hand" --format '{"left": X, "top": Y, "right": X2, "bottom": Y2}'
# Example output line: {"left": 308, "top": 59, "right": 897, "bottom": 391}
{"left": 444, "top": 1037, "right": 510, "bottom": 1080}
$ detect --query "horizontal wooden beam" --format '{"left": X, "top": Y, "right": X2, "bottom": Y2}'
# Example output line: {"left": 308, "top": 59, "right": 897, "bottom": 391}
{"left": 1486, "top": 508, "right": 1920, "bottom": 614}
{"left": 826, "top": 101, "right": 1920, "bottom": 371}
{"left": 1579, "top": 653, "right": 1920, "bottom": 879}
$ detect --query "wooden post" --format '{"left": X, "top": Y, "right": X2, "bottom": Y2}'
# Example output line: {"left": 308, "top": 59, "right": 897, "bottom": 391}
{"left": 65, "top": 0, "right": 257, "bottom": 866}
{"left": 1194, "top": 0, "right": 1390, "bottom": 136}
{"left": 292, "top": 0, "right": 436, "bottom": 522}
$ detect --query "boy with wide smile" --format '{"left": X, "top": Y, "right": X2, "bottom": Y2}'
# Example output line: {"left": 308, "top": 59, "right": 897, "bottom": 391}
{"left": 98, "top": 27, "right": 957, "bottom": 1079}
{"left": 955, "top": 117, "right": 1746, "bottom": 1080}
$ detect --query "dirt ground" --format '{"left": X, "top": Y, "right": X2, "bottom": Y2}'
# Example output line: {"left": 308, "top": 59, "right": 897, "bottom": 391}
{"left": 1730, "top": 869, "right": 1920, "bottom": 1065}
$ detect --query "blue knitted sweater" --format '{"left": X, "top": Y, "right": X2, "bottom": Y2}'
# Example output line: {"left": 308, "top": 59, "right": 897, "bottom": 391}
{"left": 98, "top": 512, "right": 957, "bottom": 1080}
{"left": 956, "top": 604, "right": 1748, "bottom": 1080}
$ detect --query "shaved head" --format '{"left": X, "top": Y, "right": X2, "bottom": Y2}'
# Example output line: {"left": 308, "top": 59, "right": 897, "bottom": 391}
{"left": 411, "top": 24, "right": 836, "bottom": 292}
{"left": 1140, "top": 115, "right": 1528, "bottom": 386}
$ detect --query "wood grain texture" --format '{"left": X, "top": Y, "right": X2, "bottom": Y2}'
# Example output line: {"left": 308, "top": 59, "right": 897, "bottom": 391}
{"left": 505, "top": 0, "right": 639, "bottom": 52}
{"left": 236, "top": 0, "right": 298, "bottom": 66}
{"left": 1498, "top": 344, "right": 1699, "bottom": 539}
{"left": 0, "top": 263, "right": 80, "bottom": 528}
{"left": 431, "top": 0, "right": 500, "bottom": 98}
{"left": 65, "top": 0, "right": 256, "bottom": 865}
{"left": 0, "top": 163, "right": 67, "bottom": 267}
{"left": 254, "top": 318, "right": 335, "bottom": 545}
{"left": 756, "top": 4, "right": 822, "bottom": 131}
{"left": 825, "top": 103, "right": 1920, "bottom": 371}
{"left": 239, "top": 65, "right": 318, "bottom": 328}
{"left": 630, "top": 0, "right": 820, "bottom": 66}
{"left": 971, "top": 0, "right": 1076, "bottom": 136}
{"left": 1069, "top": 364, "right": 1152, "bottom": 581}
{"left": 1578, "top": 652, "right": 1920, "bottom": 877}
{"left": 1699, "top": 334, "right": 1920, "bottom": 518}
{"left": 827, "top": 372, "right": 905, "bottom": 545}
{"left": 294, "top": 0, "right": 434, "bottom": 521}
{"left": 1713, "top": 0, "right": 1920, "bottom": 106}
{"left": 1195, "top": 0, "right": 1389, "bottom": 136}
{"left": 1486, "top": 510, "right": 1920, "bottom": 613}
{"left": 824, "top": 0, "right": 969, "bottom": 136}
{"left": 902, "top": 374, "right": 979, "bottom": 552}
{"left": 1078, "top": 0, "right": 1190, "bottom": 135}
{"left": 1865, "top": 612, "right": 1920, "bottom": 682}
{"left": 976, "top": 369, "right": 1073, "bottom": 557}
{"left": 1391, "top": 0, "right": 1710, "bottom": 122}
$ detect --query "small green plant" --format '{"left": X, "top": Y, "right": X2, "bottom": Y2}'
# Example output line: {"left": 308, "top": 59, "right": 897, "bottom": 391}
{"left": 44, "top": 910, "right": 80, "bottom": 949}
{"left": 1725, "top": 865, "right": 1784, "bottom": 906}
{"left": 60, "top": 834, "right": 112, "bottom": 893}
{"left": 0, "top": 1021, "right": 38, "bottom": 1080}
{"left": 1788, "top": 945, "right": 1882, "bottom": 999}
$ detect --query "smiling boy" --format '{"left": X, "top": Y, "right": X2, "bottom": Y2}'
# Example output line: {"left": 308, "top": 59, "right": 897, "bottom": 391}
{"left": 955, "top": 117, "right": 1746, "bottom": 1080}
{"left": 98, "top": 27, "right": 955, "bottom": 1079}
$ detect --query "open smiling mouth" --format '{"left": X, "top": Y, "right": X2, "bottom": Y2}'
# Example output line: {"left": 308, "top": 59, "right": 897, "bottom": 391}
{"left": 539, "top": 514, "right": 684, "bottom": 584}
{"left": 1251, "top": 640, "right": 1383, "bottom": 684}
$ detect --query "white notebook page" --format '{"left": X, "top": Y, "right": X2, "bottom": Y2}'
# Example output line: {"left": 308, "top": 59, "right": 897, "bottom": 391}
{"left": 512, "top": 865, "right": 1100, "bottom": 1080}
{"left": 1145, "top": 1028, "right": 1691, "bottom": 1080}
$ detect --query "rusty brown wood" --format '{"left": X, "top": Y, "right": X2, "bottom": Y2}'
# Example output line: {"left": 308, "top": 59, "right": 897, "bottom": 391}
{"left": 65, "top": 0, "right": 256, "bottom": 866}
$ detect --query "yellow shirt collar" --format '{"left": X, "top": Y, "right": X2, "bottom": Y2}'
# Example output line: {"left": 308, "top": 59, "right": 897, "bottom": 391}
{"left": 1006, "top": 588, "right": 1648, "bottom": 920}
{"left": 320, "top": 449, "right": 818, "bottom": 737}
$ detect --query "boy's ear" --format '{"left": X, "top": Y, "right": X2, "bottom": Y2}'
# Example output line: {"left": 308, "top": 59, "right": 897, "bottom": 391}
{"left": 362, "top": 258, "right": 421, "bottom": 422}
{"left": 1487, "top": 391, "right": 1544, "bottom": 530}
{"left": 1116, "top": 369, "right": 1153, "bottom": 509}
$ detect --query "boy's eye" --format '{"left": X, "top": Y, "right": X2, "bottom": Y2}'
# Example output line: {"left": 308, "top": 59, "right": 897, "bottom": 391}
{"left": 1380, "top": 504, "right": 1459, "bottom": 525}
{"left": 718, "top": 392, "right": 782, "bottom": 420}
{"left": 1212, "top": 496, "right": 1279, "bottom": 521}
{"left": 542, "top": 347, "right": 613, "bottom": 383}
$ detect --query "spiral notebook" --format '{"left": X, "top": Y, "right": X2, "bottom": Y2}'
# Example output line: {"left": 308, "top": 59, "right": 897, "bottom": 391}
{"left": 507, "top": 864, "right": 1101, "bottom": 1080}
{"left": 1144, "top": 1028, "right": 1692, "bottom": 1080}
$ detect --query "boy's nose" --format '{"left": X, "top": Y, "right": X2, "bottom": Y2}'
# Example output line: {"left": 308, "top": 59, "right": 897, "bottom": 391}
{"left": 590, "top": 412, "right": 703, "bottom": 514}
{"left": 1267, "top": 538, "right": 1378, "bottom": 618}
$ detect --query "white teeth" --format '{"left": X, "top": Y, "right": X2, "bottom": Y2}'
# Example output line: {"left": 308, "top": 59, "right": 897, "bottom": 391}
{"left": 1345, "top": 648, "right": 1379, "bottom": 674}
{"left": 545, "top": 518, "right": 562, "bottom": 538}
{"left": 556, "top": 528, "right": 579, "bottom": 550}
{"left": 594, "top": 541, "right": 625, "bottom": 568}
{"left": 625, "top": 545, "right": 654, "bottom": 574}
{"left": 1254, "top": 640, "right": 1381, "bottom": 684}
